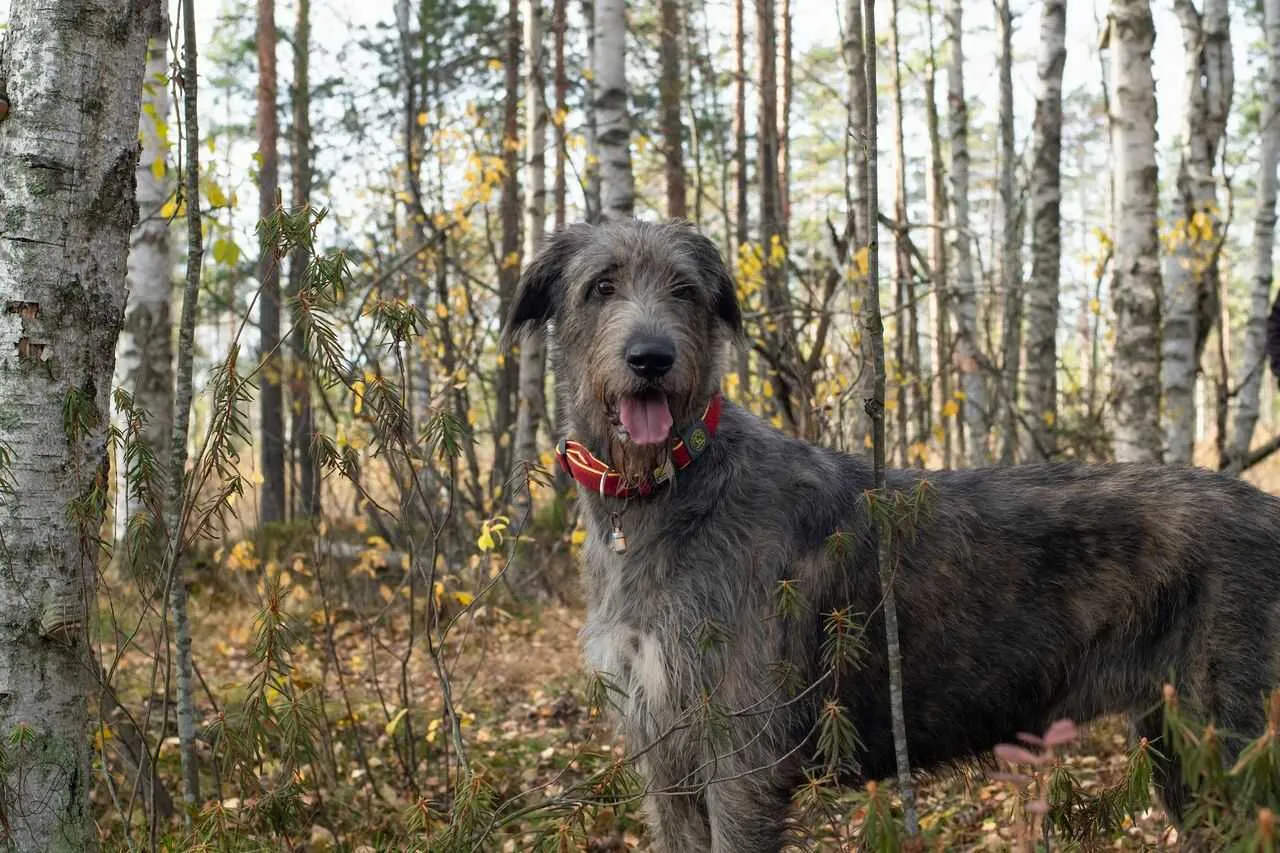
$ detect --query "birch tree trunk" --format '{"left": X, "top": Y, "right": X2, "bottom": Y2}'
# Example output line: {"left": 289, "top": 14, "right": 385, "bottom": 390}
{"left": 594, "top": 0, "right": 634, "bottom": 220}
{"left": 1228, "top": 0, "right": 1278, "bottom": 470}
{"left": 925, "top": 0, "right": 953, "bottom": 468}
{"left": 890, "top": 0, "right": 912, "bottom": 464}
{"left": 945, "top": 0, "right": 991, "bottom": 465}
{"left": 1108, "top": 0, "right": 1164, "bottom": 463}
{"left": 1167, "top": 0, "right": 1232, "bottom": 464}
{"left": 1025, "top": 0, "right": 1066, "bottom": 461}
{"left": 514, "top": 0, "right": 548, "bottom": 513}
{"left": 581, "top": 0, "right": 602, "bottom": 222}
{"left": 116, "top": 7, "right": 175, "bottom": 541}
{"left": 658, "top": 0, "right": 687, "bottom": 219}
{"left": 843, "top": 0, "right": 874, "bottom": 451}
{"left": 996, "top": 0, "right": 1022, "bottom": 464}
{"left": 257, "top": 0, "right": 286, "bottom": 522}
{"left": 0, "top": 1, "right": 149, "bottom": 848}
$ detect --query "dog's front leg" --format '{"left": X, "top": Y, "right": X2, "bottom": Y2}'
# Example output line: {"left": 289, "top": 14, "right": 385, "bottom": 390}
{"left": 642, "top": 788, "right": 711, "bottom": 853}
{"left": 706, "top": 776, "right": 791, "bottom": 853}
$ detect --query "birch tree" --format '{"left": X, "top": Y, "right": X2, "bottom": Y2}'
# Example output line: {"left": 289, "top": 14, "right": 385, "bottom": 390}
{"left": 257, "top": 0, "right": 286, "bottom": 522}
{"left": 1166, "top": 0, "right": 1232, "bottom": 464}
{"left": 1228, "top": 0, "right": 1279, "bottom": 470}
{"left": 946, "top": 0, "right": 990, "bottom": 465}
{"left": 515, "top": 0, "right": 548, "bottom": 511}
{"left": 1107, "top": 0, "right": 1164, "bottom": 463}
{"left": 117, "top": 7, "right": 176, "bottom": 539}
{"left": 843, "top": 0, "right": 874, "bottom": 451}
{"left": 1025, "top": 0, "right": 1067, "bottom": 460}
{"left": 924, "top": 0, "right": 952, "bottom": 468}
{"left": 594, "top": 0, "right": 634, "bottom": 220}
{"left": 996, "top": 0, "right": 1022, "bottom": 464}
{"left": 0, "top": 0, "right": 149, "bottom": 847}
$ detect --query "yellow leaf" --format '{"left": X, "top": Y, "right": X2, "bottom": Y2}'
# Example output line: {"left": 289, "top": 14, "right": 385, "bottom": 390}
{"left": 416, "top": 111, "right": 428, "bottom": 126}
{"left": 435, "top": 303, "right": 449, "bottom": 319}
{"left": 385, "top": 707, "right": 409, "bottom": 738}
{"left": 942, "top": 400, "right": 960, "bottom": 418}
{"left": 452, "top": 591, "right": 475, "bottom": 607}
{"left": 570, "top": 528, "right": 586, "bottom": 546}
{"left": 150, "top": 157, "right": 166, "bottom": 180}
{"left": 160, "top": 199, "right": 178, "bottom": 220}
{"left": 853, "top": 246, "right": 870, "bottom": 276}
{"left": 352, "top": 380, "right": 365, "bottom": 416}
{"left": 206, "top": 182, "right": 228, "bottom": 208}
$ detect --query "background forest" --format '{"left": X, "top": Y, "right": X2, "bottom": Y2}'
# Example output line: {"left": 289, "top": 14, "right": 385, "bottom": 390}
{"left": 0, "top": 0, "right": 1278, "bottom": 848}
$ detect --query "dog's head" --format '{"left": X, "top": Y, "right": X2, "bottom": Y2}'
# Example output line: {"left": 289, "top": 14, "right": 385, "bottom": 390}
{"left": 502, "top": 219, "right": 742, "bottom": 479}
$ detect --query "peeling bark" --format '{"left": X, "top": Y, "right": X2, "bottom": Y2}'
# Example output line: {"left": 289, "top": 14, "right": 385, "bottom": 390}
{"left": 1108, "top": 0, "right": 1164, "bottom": 463}
{"left": 0, "top": 1, "right": 150, "bottom": 848}
{"left": 1025, "top": 0, "right": 1066, "bottom": 460}
{"left": 593, "top": 0, "right": 634, "bottom": 220}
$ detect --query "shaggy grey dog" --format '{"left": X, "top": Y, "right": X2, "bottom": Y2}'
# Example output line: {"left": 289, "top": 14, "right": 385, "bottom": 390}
{"left": 503, "top": 218, "right": 1280, "bottom": 852}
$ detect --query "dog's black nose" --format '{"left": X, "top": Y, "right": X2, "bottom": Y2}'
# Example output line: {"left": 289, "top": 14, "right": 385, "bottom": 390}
{"left": 625, "top": 337, "right": 676, "bottom": 379}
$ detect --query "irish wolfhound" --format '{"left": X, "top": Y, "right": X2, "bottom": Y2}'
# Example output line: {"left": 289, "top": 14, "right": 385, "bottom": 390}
{"left": 503, "top": 218, "right": 1280, "bottom": 852}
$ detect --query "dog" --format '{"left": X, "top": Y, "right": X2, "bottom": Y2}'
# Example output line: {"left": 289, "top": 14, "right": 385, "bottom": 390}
{"left": 502, "top": 218, "right": 1280, "bottom": 852}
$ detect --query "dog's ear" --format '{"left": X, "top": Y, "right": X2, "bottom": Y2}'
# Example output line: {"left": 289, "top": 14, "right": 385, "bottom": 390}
{"left": 683, "top": 227, "right": 743, "bottom": 338}
{"left": 502, "top": 223, "right": 591, "bottom": 349}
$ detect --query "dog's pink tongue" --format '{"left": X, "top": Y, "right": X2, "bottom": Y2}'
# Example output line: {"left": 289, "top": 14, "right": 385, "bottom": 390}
{"left": 619, "top": 394, "right": 673, "bottom": 445}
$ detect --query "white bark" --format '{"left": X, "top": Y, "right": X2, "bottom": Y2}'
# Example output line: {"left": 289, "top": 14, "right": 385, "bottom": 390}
{"left": 996, "top": 0, "right": 1021, "bottom": 464}
{"left": 843, "top": 0, "right": 874, "bottom": 452}
{"left": 945, "top": 0, "right": 991, "bottom": 465}
{"left": 1108, "top": 0, "right": 1164, "bottom": 463}
{"left": 1166, "top": 0, "right": 1232, "bottom": 464}
{"left": 515, "top": 0, "right": 548, "bottom": 502}
{"left": 1025, "top": 0, "right": 1066, "bottom": 460}
{"left": 593, "top": 0, "right": 634, "bottom": 221}
{"left": 115, "top": 12, "right": 175, "bottom": 544}
{"left": 0, "top": 1, "right": 150, "bottom": 849}
{"left": 1229, "top": 0, "right": 1279, "bottom": 469}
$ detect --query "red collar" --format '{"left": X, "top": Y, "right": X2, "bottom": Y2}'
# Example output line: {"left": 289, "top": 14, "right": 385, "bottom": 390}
{"left": 555, "top": 394, "right": 723, "bottom": 499}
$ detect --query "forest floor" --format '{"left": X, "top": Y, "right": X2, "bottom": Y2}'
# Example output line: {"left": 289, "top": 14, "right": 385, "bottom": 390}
{"left": 96, "top": 565, "right": 1186, "bottom": 852}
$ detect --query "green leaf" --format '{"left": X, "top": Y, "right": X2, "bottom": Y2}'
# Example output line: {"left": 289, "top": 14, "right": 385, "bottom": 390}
{"left": 212, "top": 237, "right": 240, "bottom": 267}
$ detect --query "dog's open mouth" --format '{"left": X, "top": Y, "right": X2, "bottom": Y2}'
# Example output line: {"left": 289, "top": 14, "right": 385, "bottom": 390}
{"left": 613, "top": 390, "right": 673, "bottom": 446}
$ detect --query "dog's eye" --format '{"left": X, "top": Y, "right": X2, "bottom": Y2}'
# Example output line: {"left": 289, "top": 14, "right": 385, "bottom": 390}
{"left": 593, "top": 280, "right": 616, "bottom": 298}
{"left": 673, "top": 283, "right": 698, "bottom": 302}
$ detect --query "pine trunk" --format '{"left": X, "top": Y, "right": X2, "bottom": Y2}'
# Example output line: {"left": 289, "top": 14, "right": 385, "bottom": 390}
{"left": 594, "top": 0, "right": 635, "bottom": 220}
{"left": 659, "top": 0, "right": 687, "bottom": 219}
{"left": 117, "top": 8, "right": 176, "bottom": 540}
{"left": 759, "top": 0, "right": 800, "bottom": 433}
{"left": 496, "top": 0, "right": 522, "bottom": 497}
{"left": 1229, "top": 0, "right": 1277, "bottom": 469}
{"left": 581, "top": 0, "right": 602, "bottom": 222}
{"left": 891, "top": 0, "right": 912, "bottom": 464}
{"left": 733, "top": 0, "right": 751, "bottom": 390}
{"left": 1025, "top": 0, "right": 1066, "bottom": 460}
{"left": 945, "top": 0, "right": 990, "bottom": 465}
{"left": 289, "top": 0, "right": 319, "bottom": 517}
{"left": 257, "top": 0, "right": 286, "bottom": 522}
{"left": 1108, "top": 0, "right": 1164, "bottom": 463}
{"left": 0, "top": 1, "right": 149, "bottom": 847}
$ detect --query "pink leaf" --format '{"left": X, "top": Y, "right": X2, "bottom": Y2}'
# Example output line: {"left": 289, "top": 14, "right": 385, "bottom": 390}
{"left": 1025, "top": 799, "right": 1050, "bottom": 815}
{"left": 1042, "top": 719, "right": 1079, "bottom": 748}
{"left": 994, "top": 743, "right": 1044, "bottom": 766}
